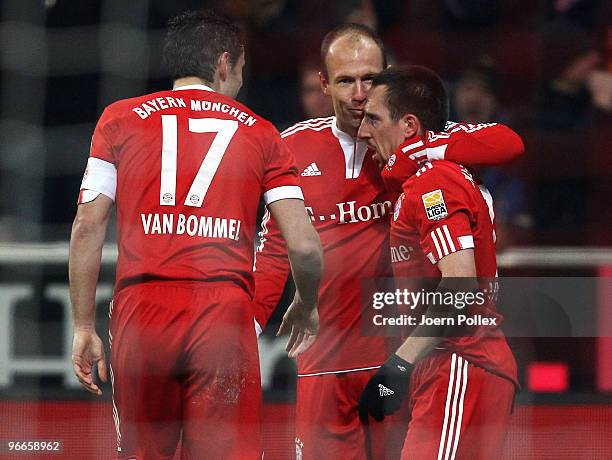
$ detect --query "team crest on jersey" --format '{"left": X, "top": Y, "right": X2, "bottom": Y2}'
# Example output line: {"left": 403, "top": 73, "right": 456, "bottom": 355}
{"left": 387, "top": 154, "right": 396, "bottom": 167}
{"left": 393, "top": 193, "right": 405, "bottom": 221}
{"left": 422, "top": 189, "right": 448, "bottom": 220}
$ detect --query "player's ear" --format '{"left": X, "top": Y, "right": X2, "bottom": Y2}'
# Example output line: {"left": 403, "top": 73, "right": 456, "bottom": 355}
{"left": 402, "top": 114, "right": 419, "bottom": 138}
{"left": 319, "top": 71, "right": 329, "bottom": 95}
{"left": 217, "top": 52, "right": 231, "bottom": 82}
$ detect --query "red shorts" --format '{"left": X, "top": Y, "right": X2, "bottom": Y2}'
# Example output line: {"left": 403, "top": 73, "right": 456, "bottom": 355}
{"left": 295, "top": 369, "right": 410, "bottom": 460}
{"left": 402, "top": 351, "right": 515, "bottom": 460}
{"left": 109, "top": 281, "right": 262, "bottom": 460}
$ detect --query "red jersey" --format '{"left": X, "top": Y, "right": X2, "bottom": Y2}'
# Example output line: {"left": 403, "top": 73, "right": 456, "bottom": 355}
{"left": 253, "top": 118, "right": 523, "bottom": 375}
{"left": 256, "top": 117, "right": 396, "bottom": 374}
{"left": 79, "top": 84, "right": 302, "bottom": 296}
{"left": 390, "top": 159, "right": 518, "bottom": 386}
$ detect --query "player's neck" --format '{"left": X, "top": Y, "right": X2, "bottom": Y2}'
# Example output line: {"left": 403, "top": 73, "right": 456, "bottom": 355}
{"left": 173, "top": 77, "right": 215, "bottom": 91}
{"left": 335, "top": 118, "right": 359, "bottom": 139}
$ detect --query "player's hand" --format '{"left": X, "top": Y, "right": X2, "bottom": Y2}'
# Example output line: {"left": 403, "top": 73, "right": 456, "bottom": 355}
{"left": 72, "top": 327, "right": 108, "bottom": 396}
{"left": 277, "top": 295, "right": 319, "bottom": 358}
{"left": 359, "top": 354, "right": 414, "bottom": 422}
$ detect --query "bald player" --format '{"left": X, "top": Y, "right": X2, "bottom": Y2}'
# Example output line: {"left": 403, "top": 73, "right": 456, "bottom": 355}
{"left": 253, "top": 24, "right": 523, "bottom": 459}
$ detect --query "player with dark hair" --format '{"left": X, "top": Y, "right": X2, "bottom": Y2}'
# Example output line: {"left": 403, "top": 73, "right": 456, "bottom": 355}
{"left": 69, "top": 9, "right": 322, "bottom": 459}
{"left": 358, "top": 65, "right": 518, "bottom": 459}
{"left": 253, "top": 24, "right": 523, "bottom": 459}
{"left": 369, "top": 66, "right": 449, "bottom": 131}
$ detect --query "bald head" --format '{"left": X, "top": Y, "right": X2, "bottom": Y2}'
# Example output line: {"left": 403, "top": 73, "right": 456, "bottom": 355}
{"left": 318, "top": 25, "right": 386, "bottom": 136}
{"left": 320, "top": 23, "right": 386, "bottom": 79}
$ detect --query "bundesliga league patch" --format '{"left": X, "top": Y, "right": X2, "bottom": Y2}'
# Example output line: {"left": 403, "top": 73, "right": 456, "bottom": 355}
{"left": 422, "top": 189, "right": 448, "bottom": 220}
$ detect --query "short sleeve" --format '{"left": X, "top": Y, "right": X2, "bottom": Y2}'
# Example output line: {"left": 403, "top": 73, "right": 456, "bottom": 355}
{"left": 78, "top": 107, "right": 118, "bottom": 203}
{"left": 404, "top": 167, "right": 476, "bottom": 265}
{"left": 261, "top": 128, "right": 303, "bottom": 205}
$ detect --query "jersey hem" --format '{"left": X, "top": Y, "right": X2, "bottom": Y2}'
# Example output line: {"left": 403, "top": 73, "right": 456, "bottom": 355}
{"left": 297, "top": 365, "right": 382, "bottom": 377}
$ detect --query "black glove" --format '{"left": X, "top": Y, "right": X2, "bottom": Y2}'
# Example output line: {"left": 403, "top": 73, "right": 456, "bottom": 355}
{"left": 359, "top": 354, "right": 414, "bottom": 422}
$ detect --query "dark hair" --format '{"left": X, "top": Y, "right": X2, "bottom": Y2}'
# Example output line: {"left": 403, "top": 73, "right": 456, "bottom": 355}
{"left": 163, "top": 10, "right": 243, "bottom": 83}
{"left": 320, "top": 23, "right": 386, "bottom": 79}
{"left": 372, "top": 65, "right": 449, "bottom": 131}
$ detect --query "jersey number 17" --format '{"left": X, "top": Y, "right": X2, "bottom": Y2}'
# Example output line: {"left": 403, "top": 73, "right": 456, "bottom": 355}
{"left": 159, "top": 115, "right": 238, "bottom": 208}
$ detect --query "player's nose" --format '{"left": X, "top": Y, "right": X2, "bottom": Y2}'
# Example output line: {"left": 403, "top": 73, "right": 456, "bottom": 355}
{"left": 353, "top": 80, "right": 367, "bottom": 103}
{"left": 357, "top": 120, "right": 369, "bottom": 139}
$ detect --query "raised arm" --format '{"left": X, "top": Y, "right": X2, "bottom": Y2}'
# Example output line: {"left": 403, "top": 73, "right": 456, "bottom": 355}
{"left": 425, "top": 122, "right": 525, "bottom": 166}
{"left": 399, "top": 122, "right": 525, "bottom": 168}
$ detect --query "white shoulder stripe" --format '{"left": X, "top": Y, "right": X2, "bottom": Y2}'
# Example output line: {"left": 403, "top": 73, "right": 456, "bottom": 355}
{"left": 281, "top": 118, "right": 333, "bottom": 138}
{"left": 293, "top": 115, "right": 334, "bottom": 126}
{"left": 281, "top": 122, "right": 333, "bottom": 138}
{"left": 281, "top": 116, "right": 332, "bottom": 133}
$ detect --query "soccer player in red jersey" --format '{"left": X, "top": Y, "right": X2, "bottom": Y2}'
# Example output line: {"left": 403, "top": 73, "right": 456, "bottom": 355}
{"left": 253, "top": 24, "right": 523, "bottom": 459}
{"left": 357, "top": 66, "right": 518, "bottom": 459}
{"left": 68, "top": 10, "right": 322, "bottom": 459}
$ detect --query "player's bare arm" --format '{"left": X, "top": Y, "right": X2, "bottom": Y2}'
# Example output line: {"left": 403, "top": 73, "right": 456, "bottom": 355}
{"left": 395, "top": 249, "right": 477, "bottom": 364}
{"left": 268, "top": 197, "right": 323, "bottom": 356}
{"left": 69, "top": 194, "right": 112, "bottom": 395}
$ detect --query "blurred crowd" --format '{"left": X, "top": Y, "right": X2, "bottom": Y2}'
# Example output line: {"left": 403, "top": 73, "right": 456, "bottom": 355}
{"left": 0, "top": 0, "right": 610, "bottom": 246}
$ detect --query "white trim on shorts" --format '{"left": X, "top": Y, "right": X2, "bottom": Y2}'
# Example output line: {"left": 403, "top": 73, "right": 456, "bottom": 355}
{"left": 437, "top": 353, "right": 469, "bottom": 460}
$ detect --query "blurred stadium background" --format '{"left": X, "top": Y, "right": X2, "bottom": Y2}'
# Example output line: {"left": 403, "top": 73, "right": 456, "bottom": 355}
{"left": 0, "top": 0, "right": 611, "bottom": 458}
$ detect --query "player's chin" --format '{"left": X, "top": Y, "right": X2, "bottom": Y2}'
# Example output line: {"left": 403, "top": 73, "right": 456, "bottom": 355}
{"left": 347, "top": 109, "right": 363, "bottom": 121}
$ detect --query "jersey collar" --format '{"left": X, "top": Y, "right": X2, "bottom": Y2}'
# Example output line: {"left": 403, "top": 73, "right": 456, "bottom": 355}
{"left": 172, "top": 84, "right": 215, "bottom": 92}
{"left": 331, "top": 117, "right": 369, "bottom": 179}
{"left": 331, "top": 117, "right": 358, "bottom": 142}
{"left": 380, "top": 136, "right": 422, "bottom": 193}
